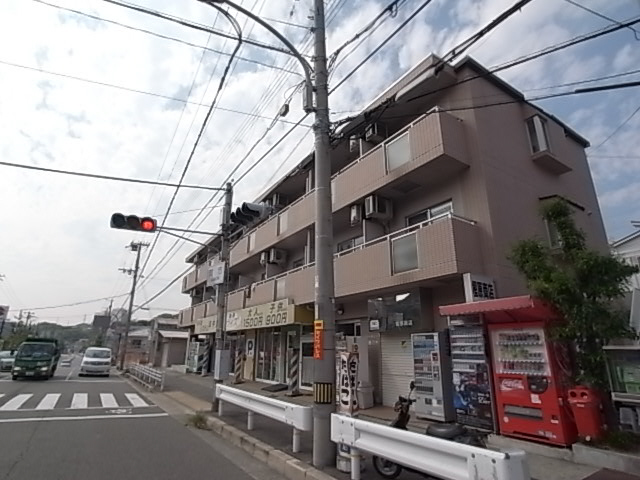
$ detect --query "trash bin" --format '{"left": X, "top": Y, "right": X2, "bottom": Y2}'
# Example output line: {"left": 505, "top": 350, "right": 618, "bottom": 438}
{"left": 568, "top": 387, "right": 604, "bottom": 441}
{"left": 357, "top": 382, "right": 374, "bottom": 410}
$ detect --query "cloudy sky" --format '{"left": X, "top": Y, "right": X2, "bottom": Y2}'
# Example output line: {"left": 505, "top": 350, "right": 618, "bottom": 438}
{"left": 0, "top": 0, "right": 639, "bottom": 325}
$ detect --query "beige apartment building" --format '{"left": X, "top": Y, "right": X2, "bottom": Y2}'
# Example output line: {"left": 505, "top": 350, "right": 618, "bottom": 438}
{"left": 178, "top": 55, "right": 608, "bottom": 407}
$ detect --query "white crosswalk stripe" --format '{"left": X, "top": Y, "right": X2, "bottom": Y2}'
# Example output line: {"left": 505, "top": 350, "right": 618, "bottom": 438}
{"left": 125, "top": 393, "right": 148, "bottom": 408}
{"left": 0, "top": 393, "right": 33, "bottom": 411}
{"left": 36, "top": 393, "right": 61, "bottom": 410}
{"left": 70, "top": 393, "right": 88, "bottom": 409}
{"left": 100, "top": 393, "right": 118, "bottom": 408}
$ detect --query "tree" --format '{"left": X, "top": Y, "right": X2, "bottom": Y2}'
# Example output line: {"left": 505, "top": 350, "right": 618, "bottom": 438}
{"left": 509, "top": 199, "right": 638, "bottom": 388}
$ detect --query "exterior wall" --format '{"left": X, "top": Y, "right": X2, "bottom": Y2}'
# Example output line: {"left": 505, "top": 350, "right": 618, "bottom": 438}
{"left": 613, "top": 234, "right": 640, "bottom": 290}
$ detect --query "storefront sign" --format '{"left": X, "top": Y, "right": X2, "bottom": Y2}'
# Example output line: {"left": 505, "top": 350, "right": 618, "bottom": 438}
{"left": 338, "top": 352, "right": 359, "bottom": 416}
{"left": 314, "top": 320, "right": 323, "bottom": 359}
{"left": 245, "top": 338, "right": 255, "bottom": 358}
{"left": 208, "top": 261, "right": 225, "bottom": 286}
{"left": 194, "top": 315, "right": 217, "bottom": 335}
{"left": 226, "top": 300, "right": 311, "bottom": 332}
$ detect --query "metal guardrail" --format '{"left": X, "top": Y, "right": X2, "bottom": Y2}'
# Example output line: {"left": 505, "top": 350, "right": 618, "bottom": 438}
{"left": 127, "top": 363, "right": 164, "bottom": 391}
{"left": 331, "top": 414, "right": 531, "bottom": 480}
{"left": 216, "top": 384, "right": 312, "bottom": 453}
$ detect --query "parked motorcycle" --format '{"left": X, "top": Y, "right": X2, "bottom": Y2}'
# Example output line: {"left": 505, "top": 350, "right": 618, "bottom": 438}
{"left": 372, "top": 381, "right": 486, "bottom": 479}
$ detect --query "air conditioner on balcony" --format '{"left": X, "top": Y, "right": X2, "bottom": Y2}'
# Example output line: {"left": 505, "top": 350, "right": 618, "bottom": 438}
{"left": 271, "top": 193, "right": 287, "bottom": 209}
{"left": 268, "top": 248, "right": 287, "bottom": 265}
{"left": 349, "top": 136, "right": 359, "bottom": 153}
{"left": 259, "top": 251, "right": 269, "bottom": 266}
{"left": 365, "top": 122, "right": 386, "bottom": 144}
{"left": 350, "top": 204, "right": 363, "bottom": 226}
{"left": 364, "top": 195, "right": 392, "bottom": 221}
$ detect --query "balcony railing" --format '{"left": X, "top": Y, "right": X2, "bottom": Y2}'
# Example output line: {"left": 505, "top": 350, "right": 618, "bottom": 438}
{"left": 181, "top": 262, "right": 210, "bottom": 293}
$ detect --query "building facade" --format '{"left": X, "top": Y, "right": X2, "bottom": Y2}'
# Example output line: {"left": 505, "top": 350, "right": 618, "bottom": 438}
{"left": 179, "top": 55, "right": 608, "bottom": 406}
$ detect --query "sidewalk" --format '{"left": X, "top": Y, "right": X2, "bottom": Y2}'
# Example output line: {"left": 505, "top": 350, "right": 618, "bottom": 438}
{"left": 161, "top": 370, "right": 634, "bottom": 480}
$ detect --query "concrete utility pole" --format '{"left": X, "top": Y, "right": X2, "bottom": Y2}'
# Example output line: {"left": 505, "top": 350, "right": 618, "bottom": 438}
{"left": 212, "top": 182, "right": 233, "bottom": 409}
{"left": 310, "top": 0, "right": 337, "bottom": 467}
{"left": 118, "top": 241, "right": 149, "bottom": 370}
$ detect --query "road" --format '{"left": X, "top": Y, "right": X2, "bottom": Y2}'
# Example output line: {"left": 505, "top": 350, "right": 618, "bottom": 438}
{"left": 0, "top": 356, "right": 280, "bottom": 480}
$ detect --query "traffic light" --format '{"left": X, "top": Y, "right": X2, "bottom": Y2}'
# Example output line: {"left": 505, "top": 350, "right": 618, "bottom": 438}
{"left": 110, "top": 213, "right": 157, "bottom": 233}
{"left": 230, "top": 203, "right": 269, "bottom": 227}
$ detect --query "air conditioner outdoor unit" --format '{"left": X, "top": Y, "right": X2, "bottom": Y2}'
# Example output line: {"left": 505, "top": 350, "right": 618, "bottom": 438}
{"left": 259, "top": 251, "right": 269, "bottom": 266}
{"left": 364, "top": 195, "right": 392, "bottom": 221}
{"left": 268, "top": 248, "right": 287, "bottom": 265}
{"left": 350, "top": 204, "right": 362, "bottom": 226}
{"left": 365, "top": 123, "right": 385, "bottom": 144}
{"left": 349, "top": 136, "right": 359, "bottom": 152}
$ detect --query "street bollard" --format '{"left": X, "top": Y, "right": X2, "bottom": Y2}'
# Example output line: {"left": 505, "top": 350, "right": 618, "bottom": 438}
{"left": 218, "top": 399, "right": 224, "bottom": 417}
{"left": 350, "top": 447, "right": 361, "bottom": 480}
{"left": 292, "top": 428, "right": 301, "bottom": 453}
{"left": 247, "top": 411, "right": 254, "bottom": 431}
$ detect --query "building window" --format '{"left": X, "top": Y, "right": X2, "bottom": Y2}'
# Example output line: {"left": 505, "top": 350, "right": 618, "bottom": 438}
{"left": 526, "top": 115, "right": 550, "bottom": 154}
{"left": 292, "top": 258, "right": 304, "bottom": 268}
{"left": 545, "top": 220, "right": 563, "bottom": 248}
{"left": 279, "top": 211, "right": 288, "bottom": 235}
{"left": 391, "top": 233, "right": 419, "bottom": 274}
{"left": 256, "top": 328, "right": 283, "bottom": 382}
{"left": 406, "top": 200, "right": 453, "bottom": 227}
{"left": 131, "top": 339, "right": 142, "bottom": 347}
{"left": 337, "top": 236, "right": 364, "bottom": 253}
{"left": 248, "top": 232, "right": 256, "bottom": 252}
{"left": 276, "top": 278, "right": 286, "bottom": 299}
{"left": 385, "top": 132, "right": 411, "bottom": 171}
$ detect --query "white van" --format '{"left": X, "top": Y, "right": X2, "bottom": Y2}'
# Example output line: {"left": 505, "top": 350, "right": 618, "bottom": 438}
{"left": 79, "top": 347, "right": 112, "bottom": 376}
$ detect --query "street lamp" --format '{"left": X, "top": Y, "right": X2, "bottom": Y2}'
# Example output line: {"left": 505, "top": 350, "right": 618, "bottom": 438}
{"left": 199, "top": 0, "right": 336, "bottom": 467}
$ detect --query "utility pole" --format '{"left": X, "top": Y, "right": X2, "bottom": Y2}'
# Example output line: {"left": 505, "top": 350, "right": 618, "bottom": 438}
{"left": 311, "top": 0, "right": 337, "bottom": 467}
{"left": 212, "top": 182, "right": 233, "bottom": 410}
{"left": 118, "top": 241, "right": 149, "bottom": 370}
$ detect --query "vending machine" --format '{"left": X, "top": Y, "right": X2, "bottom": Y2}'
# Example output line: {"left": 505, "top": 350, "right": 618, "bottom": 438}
{"left": 448, "top": 318, "right": 496, "bottom": 431}
{"left": 411, "top": 332, "right": 455, "bottom": 422}
{"left": 489, "top": 322, "right": 577, "bottom": 446}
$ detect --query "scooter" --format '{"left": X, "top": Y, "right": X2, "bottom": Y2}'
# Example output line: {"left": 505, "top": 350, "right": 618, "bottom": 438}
{"left": 372, "top": 381, "right": 486, "bottom": 479}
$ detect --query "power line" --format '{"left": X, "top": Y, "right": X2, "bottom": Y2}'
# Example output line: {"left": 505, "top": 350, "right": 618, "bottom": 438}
{"left": 0, "top": 59, "right": 306, "bottom": 127}
{"left": 31, "top": 0, "right": 300, "bottom": 74}
{"left": 591, "top": 103, "right": 640, "bottom": 151}
{"left": 99, "top": 0, "right": 297, "bottom": 56}
{"left": 23, "top": 293, "right": 129, "bottom": 311}
{"left": 0, "top": 160, "right": 226, "bottom": 190}
{"left": 132, "top": 266, "right": 191, "bottom": 314}
{"left": 562, "top": 0, "right": 640, "bottom": 40}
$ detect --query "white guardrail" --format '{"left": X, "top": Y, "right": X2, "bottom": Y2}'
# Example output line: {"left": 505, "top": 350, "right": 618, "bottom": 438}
{"left": 127, "top": 364, "right": 165, "bottom": 391}
{"left": 216, "top": 384, "right": 312, "bottom": 453}
{"left": 331, "top": 414, "right": 531, "bottom": 480}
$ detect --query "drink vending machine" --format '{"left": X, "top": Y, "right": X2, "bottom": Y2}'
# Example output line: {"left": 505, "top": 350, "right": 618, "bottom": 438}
{"left": 411, "top": 332, "right": 455, "bottom": 421}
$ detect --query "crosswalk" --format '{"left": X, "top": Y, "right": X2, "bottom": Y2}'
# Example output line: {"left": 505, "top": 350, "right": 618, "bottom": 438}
{"left": 0, "top": 392, "right": 151, "bottom": 412}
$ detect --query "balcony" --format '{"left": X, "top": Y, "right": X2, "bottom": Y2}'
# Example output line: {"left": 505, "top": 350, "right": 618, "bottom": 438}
{"left": 227, "top": 289, "right": 246, "bottom": 311}
{"left": 227, "top": 215, "right": 480, "bottom": 306}
{"left": 179, "top": 306, "right": 194, "bottom": 327}
{"left": 332, "top": 110, "right": 470, "bottom": 211}
{"left": 181, "top": 262, "right": 209, "bottom": 293}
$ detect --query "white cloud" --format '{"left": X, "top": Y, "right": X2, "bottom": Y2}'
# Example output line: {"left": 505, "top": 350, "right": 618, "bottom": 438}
{"left": 0, "top": 0, "right": 638, "bottom": 322}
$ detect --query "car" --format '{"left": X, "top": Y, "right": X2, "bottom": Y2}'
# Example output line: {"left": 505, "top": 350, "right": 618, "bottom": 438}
{"left": 0, "top": 350, "right": 16, "bottom": 372}
{"left": 79, "top": 347, "right": 112, "bottom": 376}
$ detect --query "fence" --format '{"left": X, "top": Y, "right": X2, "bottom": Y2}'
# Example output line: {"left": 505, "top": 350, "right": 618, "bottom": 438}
{"left": 216, "top": 384, "right": 312, "bottom": 452}
{"left": 331, "top": 414, "right": 530, "bottom": 480}
{"left": 127, "top": 363, "right": 165, "bottom": 391}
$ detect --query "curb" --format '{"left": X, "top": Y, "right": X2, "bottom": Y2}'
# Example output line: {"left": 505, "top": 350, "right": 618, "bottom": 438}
{"left": 205, "top": 416, "right": 337, "bottom": 480}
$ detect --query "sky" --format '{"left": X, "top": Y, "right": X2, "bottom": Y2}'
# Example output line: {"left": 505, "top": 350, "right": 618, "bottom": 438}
{"left": 0, "top": 0, "right": 639, "bottom": 325}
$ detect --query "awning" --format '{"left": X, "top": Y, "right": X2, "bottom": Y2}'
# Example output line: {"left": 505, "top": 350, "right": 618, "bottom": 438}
{"left": 439, "top": 295, "right": 560, "bottom": 323}
{"left": 158, "top": 330, "right": 189, "bottom": 339}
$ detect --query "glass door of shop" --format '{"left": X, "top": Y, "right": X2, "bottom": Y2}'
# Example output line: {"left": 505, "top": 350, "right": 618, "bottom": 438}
{"left": 256, "top": 328, "right": 283, "bottom": 383}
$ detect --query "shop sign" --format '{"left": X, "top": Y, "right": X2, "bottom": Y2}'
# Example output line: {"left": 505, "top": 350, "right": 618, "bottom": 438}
{"left": 338, "top": 352, "right": 359, "bottom": 416}
{"left": 500, "top": 378, "right": 525, "bottom": 392}
{"left": 194, "top": 315, "right": 217, "bottom": 335}
{"left": 208, "top": 261, "right": 225, "bottom": 286}
{"left": 226, "top": 300, "right": 298, "bottom": 332}
{"left": 245, "top": 338, "right": 255, "bottom": 358}
{"left": 314, "top": 320, "right": 323, "bottom": 359}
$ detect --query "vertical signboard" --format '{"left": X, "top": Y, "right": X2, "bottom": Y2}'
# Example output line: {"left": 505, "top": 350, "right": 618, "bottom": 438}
{"left": 313, "top": 320, "right": 323, "bottom": 359}
{"left": 338, "top": 351, "right": 359, "bottom": 416}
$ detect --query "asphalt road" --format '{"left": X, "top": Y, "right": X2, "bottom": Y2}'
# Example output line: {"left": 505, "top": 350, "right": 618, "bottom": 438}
{"left": 0, "top": 356, "right": 281, "bottom": 480}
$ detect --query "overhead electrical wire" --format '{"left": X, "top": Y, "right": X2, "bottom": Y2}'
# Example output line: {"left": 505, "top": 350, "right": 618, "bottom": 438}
{"left": 23, "top": 293, "right": 129, "bottom": 311}
{"left": 590, "top": 103, "right": 640, "bottom": 151}
{"left": 30, "top": 0, "right": 299, "bottom": 74}
{"left": 562, "top": 0, "right": 640, "bottom": 40}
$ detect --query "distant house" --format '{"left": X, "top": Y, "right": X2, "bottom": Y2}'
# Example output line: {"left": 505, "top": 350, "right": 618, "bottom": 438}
{"left": 147, "top": 313, "right": 187, "bottom": 367}
{"left": 611, "top": 229, "right": 640, "bottom": 333}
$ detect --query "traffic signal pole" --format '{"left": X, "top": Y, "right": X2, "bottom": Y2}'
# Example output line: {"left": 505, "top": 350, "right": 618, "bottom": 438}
{"left": 118, "top": 241, "right": 148, "bottom": 370}
{"left": 212, "top": 182, "right": 233, "bottom": 409}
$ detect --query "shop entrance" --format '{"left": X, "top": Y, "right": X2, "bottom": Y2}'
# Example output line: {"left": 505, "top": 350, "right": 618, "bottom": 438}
{"left": 255, "top": 328, "right": 283, "bottom": 383}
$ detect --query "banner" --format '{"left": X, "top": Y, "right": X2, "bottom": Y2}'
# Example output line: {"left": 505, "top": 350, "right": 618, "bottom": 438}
{"left": 338, "top": 351, "right": 359, "bottom": 416}
{"left": 313, "top": 320, "right": 323, "bottom": 359}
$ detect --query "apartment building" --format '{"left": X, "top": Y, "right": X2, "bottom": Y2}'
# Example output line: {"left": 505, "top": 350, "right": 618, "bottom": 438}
{"left": 179, "top": 54, "right": 608, "bottom": 407}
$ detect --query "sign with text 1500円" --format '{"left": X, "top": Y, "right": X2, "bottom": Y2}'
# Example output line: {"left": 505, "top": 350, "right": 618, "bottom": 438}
{"left": 313, "top": 320, "right": 323, "bottom": 360}
{"left": 338, "top": 352, "right": 359, "bottom": 416}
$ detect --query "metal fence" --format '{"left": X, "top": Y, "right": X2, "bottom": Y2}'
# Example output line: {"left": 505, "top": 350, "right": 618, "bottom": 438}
{"left": 127, "top": 363, "right": 164, "bottom": 391}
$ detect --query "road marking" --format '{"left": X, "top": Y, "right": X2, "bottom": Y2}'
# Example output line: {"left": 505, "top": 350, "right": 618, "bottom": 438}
{"left": 35, "top": 393, "right": 61, "bottom": 410}
{"left": 125, "top": 393, "right": 149, "bottom": 408}
{"left": 0, "top": 413, "right": 169, "bottom": 424}
{"left": 70, "top": 393, "right": 88, "bottom": 409}
{"left": 100, "top": 393, "right": 118, "bottom": 408}
{"left": 0, "top": 393, "right": 33, "bottom": 411}
{"left": 65, "top": 369, "right": 75, "bottom": 381}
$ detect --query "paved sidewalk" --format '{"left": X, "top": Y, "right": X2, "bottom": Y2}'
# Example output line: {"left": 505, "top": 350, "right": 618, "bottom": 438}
{"left": 160, "top": 370, "right": 636, "bottom": 480}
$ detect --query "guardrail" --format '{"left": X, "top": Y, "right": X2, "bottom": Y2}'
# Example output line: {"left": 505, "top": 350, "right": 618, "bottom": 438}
{"left": 127, "top": 363, "right": 165, "bottom": 391}
{"left": 216, "top": 384, "right": 312, "bottom": 453}
{"left": 331, "top": 414, "right": 530, "bottom": 480}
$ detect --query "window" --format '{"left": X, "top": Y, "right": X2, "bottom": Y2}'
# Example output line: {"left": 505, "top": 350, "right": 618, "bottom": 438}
{"left": 292, "top": 258, "right": 304, "bottom": 268}
{"left": 279, "top": 211, "right": 288, "bottom": 234}
{"left": 406, "top": 200, "right": 453, "bottom": 227}
{"left": 276, "top": 278, "right": 286, "bottom": 299}
{"left": 131, "top": 339, "right": 142, "bottom": 347}
{"left": 385, "top": 132, "right": 411, "bottom": 171}
{"left": 391, "top": 233, "right": 418, "bottom": 274}
{"left": 248, "top": 232, "right": 256, "bottom": 252}
{"left": 545, "top": 220, "right": 562, "bottom": 248}
{"left": 337, "top": 236, "right": 364, "bottom": 253}
{"left": 526, "top": 115, "right": 550, "bottom": 154}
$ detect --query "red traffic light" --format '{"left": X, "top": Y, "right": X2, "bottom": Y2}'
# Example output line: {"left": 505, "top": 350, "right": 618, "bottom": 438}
{"left": 140, "top": 218, "right": 156, "bottom": 232}
{"left": 110, "top": 213, "right": 157, "bottom": 233}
